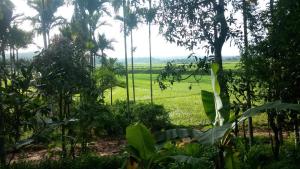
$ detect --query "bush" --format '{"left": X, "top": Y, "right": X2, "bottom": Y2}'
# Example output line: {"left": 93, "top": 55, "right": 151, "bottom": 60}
{"left": 106, "top": 101, "right": 171, "bottom": 135}
{"left": 132, "top": 103, "right": 171, "bottom": 131}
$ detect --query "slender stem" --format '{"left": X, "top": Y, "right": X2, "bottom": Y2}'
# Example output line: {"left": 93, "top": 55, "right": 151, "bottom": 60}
{"left": 42, "top": 0, "right": 48, "bottom": 49}
{"left": 130, "top": 31, "right": 135, "bottom": 103}
{"left": 243, "top": 0, "right": 253, "bottom": 146}
{"left": 123, "top": 0, "right": 130, "bottom": 112}
{"left": 149, "top": 0, "right": 153, "bottom": 104}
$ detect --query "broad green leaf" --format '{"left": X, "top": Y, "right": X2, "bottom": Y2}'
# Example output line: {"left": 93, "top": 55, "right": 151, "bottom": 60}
{"left": 15, "top": 139, "right": 34, "bottom": 150}
{"left": 201, "top": 90, "right": 216, "bottom": 123}
{"left": 239, "top": 101, "right": 300, "bottom": 123}
{"left": 155, "top": 128, "right": 203, "bottom": 143}
{"left": 195, "top": 123, "right": 231, "bottom": 145}
{"left": 155, "top": 102, "right": 300, "bottom": 146}
{"left": 126, "top": 123, "right": 156, "bottom": 160}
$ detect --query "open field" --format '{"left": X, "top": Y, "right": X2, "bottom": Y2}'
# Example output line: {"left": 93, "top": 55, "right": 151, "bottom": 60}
{"left": 105, "top": 60, "right": 268, "bottom": 126}
{"left": 105, "top": 73, "right": 212, "bottom": 126}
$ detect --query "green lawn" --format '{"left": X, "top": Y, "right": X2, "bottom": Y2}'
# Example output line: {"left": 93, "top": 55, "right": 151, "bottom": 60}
{"left": 104, "top": 61, "right": 268, "bottom": 126}
{"left": 105, "top": 70, "right": 213, "bottom": 126}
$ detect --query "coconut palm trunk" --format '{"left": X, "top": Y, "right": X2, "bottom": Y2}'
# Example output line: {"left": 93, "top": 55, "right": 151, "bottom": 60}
{"left": 130, "top": 30, "right": 136, "bottom": 102}
{"left": 41, "top": 0, "right": 48, "bottom": 48}
{"left": 148, "top": 0, "right": 153, "bottom": 104}
{"left": 123, "top": 0, "right": 130, "bottom": 112}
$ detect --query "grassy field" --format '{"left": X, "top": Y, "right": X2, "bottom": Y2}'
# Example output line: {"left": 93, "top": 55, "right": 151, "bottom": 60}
{"left": 105, "top": 73, "right": 212, "bottom": 126}
{"left": 104, "top": 60, "right": 267, "bottom": 126}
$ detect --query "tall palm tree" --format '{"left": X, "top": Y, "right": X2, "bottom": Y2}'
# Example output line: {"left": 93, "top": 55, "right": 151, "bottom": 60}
{"left": 127, "top": 10, "right": 139, "bottom": 103}
{"left": 145, "top": 0, "right": 156, "bottom": 104}
{"left": 112, "top": 0, "right": 130, "bottom": 112}
{"left": 116, "top": 5, "right": 139, "bottom": 103}
{"left": 27, "top": 0, "right": 65, "bottom": 49}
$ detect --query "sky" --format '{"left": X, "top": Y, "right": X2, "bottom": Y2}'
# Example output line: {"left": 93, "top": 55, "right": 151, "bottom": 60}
{"left": 11, "top": 0, "right": 250, "bottom": 59}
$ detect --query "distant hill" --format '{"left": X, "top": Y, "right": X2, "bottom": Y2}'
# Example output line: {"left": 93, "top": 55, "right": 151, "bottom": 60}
{"left": 17, "top": 52, "right": 240, "bottom": 64}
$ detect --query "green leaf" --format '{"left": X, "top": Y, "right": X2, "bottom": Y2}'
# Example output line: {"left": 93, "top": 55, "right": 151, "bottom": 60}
{"left": 170, "top": 155, "right": 207, "bottom": 166}
{"left": 201, "top": 90, "right": 216, "bottom": 123}
{"left": 126, "top": 123, "right": 156, "bottom": 160}
{"left": 225, "top": 150, "right": 240, "bottom": 169}
{"left": 239, "top": 101, "right": 300, "bottom": 122}
{"left": 194, "top": 123, "right": 231, "bottom": 145}
{"left": 155, "top": 128, "right": 203, "bottom": 143}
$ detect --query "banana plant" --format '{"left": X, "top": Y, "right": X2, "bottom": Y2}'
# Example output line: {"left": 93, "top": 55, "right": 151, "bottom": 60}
{"left": 124, "top": 123, "right": 210, "bottom": 169}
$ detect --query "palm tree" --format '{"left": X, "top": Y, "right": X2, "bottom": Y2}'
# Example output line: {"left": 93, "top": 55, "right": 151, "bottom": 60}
{"left": 96, "top": 33, "right": 115, "bottom": 66}
{"left": 75, "top": 0, "right": 110, "bottom": 68}
{"left": 145, "top": 0, "right": 156, "bottom": 104}
{"left": 127, "top": 10, "right": 139, "bottom": 103}
{"left": 27, "top": 0, "right": 65, "bottom": 48}
{"left": 112, "top": 0, "right": 130, "bottom": 112}
{"left": 116, "top": 5, "right": 139, "bottom": 103}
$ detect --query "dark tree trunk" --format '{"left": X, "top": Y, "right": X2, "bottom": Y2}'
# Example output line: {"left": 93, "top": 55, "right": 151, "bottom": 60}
{"left": 242, "top": 0, "right": 254, "bottom": 146}
{"left": 213, "top": 0, "right": 230, "bottom": 121}
{"left": 234, "top": 106, "right": 239, "bottom": 137}
{"left": 110, "top": 87, "right": 113, "bottom": 105}
{"left": 269, "top": 112, "right": 280, "bottom": 159}
{"left": 0, "top": 103, "right": 6, "bottom": 166}
{"left": 59, "top": 92, "right": 66, "bottom": 158}
{"left": 291, "top": 111, "right": 299, "bottom": 147}
{"left": 218, "top": 147, "right": 225, "bottom": 169}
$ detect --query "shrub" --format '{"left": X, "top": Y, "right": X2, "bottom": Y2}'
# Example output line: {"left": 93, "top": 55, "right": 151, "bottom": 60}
{"left": 107, "top": 101, "right": 171, "bottom": 135}
{"left": 132, "top": 103, "right": 171, "bottom": 131}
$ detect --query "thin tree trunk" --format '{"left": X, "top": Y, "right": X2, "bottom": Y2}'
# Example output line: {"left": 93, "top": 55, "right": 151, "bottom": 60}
{"left": 130, "top": 31, "right": 136, "bottom": 103}
{"left": 42, "top": 0, "right": 48, "bottom": 49}
{"left": 0, "top": 39, "right": 6, "bottom": 165}
{"left": 234, "top": 106, "right": 239, "bottom": 137}
{"left": 110, "top": 87, "right": 113, "bottom": 105}
{"left": 47, "top": 31, "right": 50, "bottom": 46}
{"left": 269, "top": 112, "right": 280, "bottom": 159}
{"left": 243, "top": 0, "right": 254, "bottom": 147}
{"left": 0, "top": 103, "right": 5, "bottom": 166}
{"left": 59, "top": 92, "right": 66, "bottom": 158}
{"left": 123, "top": 0, "right": 130, "bottom": 112}
{"left": 291, "top": 111, "right": 300, "bottom": 147}
{"left": 1, "top": 49, "right": 7, "bottom": 88}
{"left": 149, "top": 0, "right": 153, "bottom": 104}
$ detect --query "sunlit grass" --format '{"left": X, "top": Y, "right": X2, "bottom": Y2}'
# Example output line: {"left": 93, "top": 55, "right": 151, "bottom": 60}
{"left": 105, "top": 73, "right": 212, "bottom": 126}
{"left": 104, "top": 61, "right": 267, "bottom": 126}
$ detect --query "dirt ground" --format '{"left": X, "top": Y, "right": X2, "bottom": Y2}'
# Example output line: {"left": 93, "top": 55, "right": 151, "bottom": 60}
{"left": 7, "top": 138, "right": 126, "bottom": 163}
{"left": 8, "top": 128, "right": 292, "bottom": 163}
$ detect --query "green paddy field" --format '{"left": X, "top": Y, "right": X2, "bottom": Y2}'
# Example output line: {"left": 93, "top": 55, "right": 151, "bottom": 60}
{"left": 104, "top": 61, "right": 239, "bottom": 126}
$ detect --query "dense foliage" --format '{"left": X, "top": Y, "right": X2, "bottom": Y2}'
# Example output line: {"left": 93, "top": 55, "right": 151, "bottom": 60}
{"left": 1, "top": 0, "right": 300, "bottom": 169}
